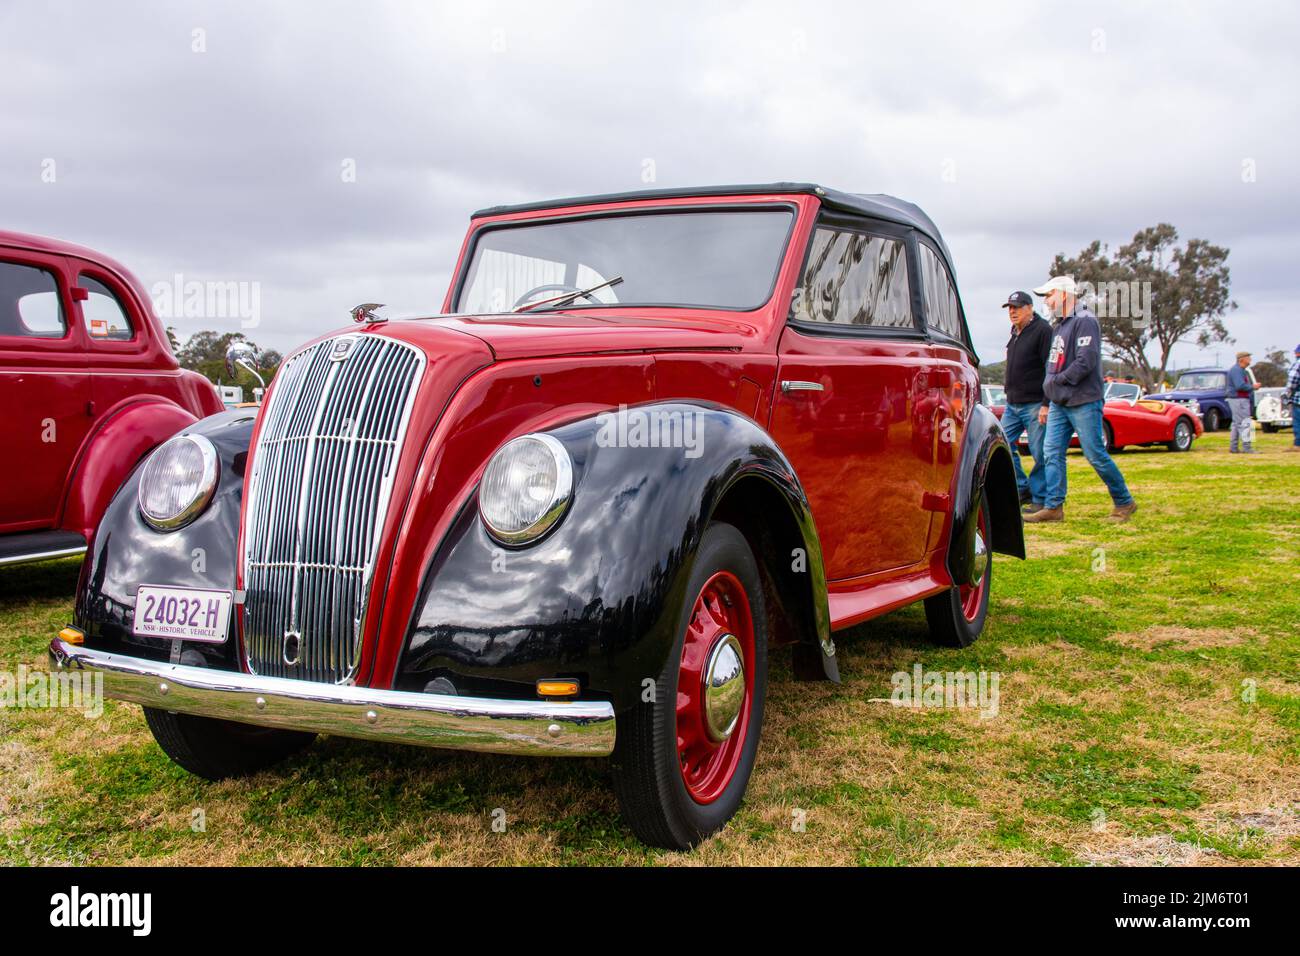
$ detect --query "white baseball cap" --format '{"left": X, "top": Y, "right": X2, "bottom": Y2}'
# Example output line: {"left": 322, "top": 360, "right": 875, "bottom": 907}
{"left": 1032, "top": 275, "right": 1079, "bottom": 296}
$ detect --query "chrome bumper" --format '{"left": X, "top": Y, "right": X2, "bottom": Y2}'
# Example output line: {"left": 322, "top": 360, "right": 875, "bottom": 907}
{"left": 48, "top": 638, "right": 616, "bottom": 757}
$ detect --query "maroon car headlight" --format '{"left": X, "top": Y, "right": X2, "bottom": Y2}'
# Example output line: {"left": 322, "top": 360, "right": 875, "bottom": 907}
{"left": 478, "top": 433, "right": 573, "bottom": 546}
{"left": 137, "top": 434, "right": 220, "bottom": 531}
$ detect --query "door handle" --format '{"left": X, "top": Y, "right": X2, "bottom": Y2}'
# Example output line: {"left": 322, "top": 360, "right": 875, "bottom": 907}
{"left": 780, "top": 380, "right": 825, "bottom": 394}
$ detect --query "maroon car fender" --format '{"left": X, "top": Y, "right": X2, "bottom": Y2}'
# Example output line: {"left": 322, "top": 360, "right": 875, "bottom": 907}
{"left": 60, "top": 396, "right": 200, "bottom": 540}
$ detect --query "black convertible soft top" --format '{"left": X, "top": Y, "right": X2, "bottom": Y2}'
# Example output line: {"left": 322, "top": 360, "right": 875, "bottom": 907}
{"left": 472, "top": 182, "right": 954, "bottom": 272}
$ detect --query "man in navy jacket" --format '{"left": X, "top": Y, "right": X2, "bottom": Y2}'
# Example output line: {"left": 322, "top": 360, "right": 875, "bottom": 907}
{"left": 1024, "top": 276, "right": 1137, "bottom": 523}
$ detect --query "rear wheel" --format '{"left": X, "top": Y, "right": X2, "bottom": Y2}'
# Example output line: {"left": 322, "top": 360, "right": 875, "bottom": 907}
{"left": 143, "top": 708, "right": 315, "bottom": 780}
{"left": 925, "top": 495, "right": 991, "bottom": 648}
{"left": 611, "top": 521, "right": 767, "bottom": 850}
{"left": 1167, "top": 417, "right": 1195, "bottom": 451}
{"left": 1104, "top": 421, "right": 1120, "bottom": 453}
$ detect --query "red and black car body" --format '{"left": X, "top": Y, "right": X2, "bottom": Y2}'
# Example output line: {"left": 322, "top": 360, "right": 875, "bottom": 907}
{"left": 52, "top": 184, "right": 1024, "bottom": 848}
{"left": 0, "top": 231, "right": 223, "bottom": 568}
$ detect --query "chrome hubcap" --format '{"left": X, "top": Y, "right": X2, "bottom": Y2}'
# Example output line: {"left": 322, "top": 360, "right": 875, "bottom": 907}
{"left": 970, "top": 528, "right": 988, "bottom": 586}
{"left": 702, "top": 633, "right": 745, "bottom": 742}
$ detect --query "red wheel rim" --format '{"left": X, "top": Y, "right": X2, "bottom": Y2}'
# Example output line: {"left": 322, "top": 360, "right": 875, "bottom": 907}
{"left": 676, "top": 570, "right": 755, "bottom": 805}
{"left": 957, "top": 506, "right": 989, "bottom": 622}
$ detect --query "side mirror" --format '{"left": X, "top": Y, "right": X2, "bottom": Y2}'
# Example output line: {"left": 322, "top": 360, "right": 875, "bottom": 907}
{"left": 225, "top": 341, "right": 265, "bottom": 389}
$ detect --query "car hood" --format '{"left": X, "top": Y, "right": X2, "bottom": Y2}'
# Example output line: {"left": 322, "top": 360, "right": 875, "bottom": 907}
{"left": 416, "top": 311, "right": 755, "bottom": 360}
{"left": 1147, "top": 389, "right": 1210, "bottom": 401}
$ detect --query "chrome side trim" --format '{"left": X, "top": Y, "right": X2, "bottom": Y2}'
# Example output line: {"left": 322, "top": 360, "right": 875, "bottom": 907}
{"left": 0, "top": 546, "right": 87, "bottom": 568}
{"left": 49, "top": 638, "right": 616, "bottom": 757}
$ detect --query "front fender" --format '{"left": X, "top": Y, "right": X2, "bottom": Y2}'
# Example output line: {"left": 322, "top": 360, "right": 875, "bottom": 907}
{"left": 948, "top": 403, "right": 1025, "bottom": 586}
{"left": 61, "top": 397, "right": 201, "bottom": 540}
{"left": 72, "top": 409, "right": 255, "bottom": 670}
{"left": 397, "top": 402, "right": 833, "bottom": 711}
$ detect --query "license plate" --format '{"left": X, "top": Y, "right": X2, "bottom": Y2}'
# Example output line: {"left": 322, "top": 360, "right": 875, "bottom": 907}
{"left": 133, "top": 585, "right": 232, "bottom": 643}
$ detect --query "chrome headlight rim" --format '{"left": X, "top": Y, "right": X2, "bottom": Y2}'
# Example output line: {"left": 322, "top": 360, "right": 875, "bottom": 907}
{"left": 478, "top": 433, "right": 574, "bottom": 547}
{"left": 137, "top": 433, "right": 220, "bottom": 532}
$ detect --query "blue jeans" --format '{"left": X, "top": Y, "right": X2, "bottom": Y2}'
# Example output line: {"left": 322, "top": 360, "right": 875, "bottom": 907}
{"left": 1000, "top": 402, "right": 1047, "bottom": 504}
{"left": 1292, "top": 406, "right": 1300, "bottom": 447}
{"left": 1042, "top": 400, "right": 1133, "bottom": 509}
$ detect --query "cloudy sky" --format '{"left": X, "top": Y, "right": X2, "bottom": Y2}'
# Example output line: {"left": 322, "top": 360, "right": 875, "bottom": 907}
{"left": 3, "top": 0, "right": 1296, "bottom": 370}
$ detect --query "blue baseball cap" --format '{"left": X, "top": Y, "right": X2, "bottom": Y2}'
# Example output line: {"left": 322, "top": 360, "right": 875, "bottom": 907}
{"left": 1001, "top": 291, "right": 1033, "bottom": 308}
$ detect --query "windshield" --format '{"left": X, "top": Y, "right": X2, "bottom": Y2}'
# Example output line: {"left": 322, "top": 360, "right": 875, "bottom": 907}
{"left": 455, "top": 208, "right": 794, "bottom": 313}
{"left": 1175, "top": 372, "right": 1225, "bottom": 391}
{"left": 1105, "top": 382, "right": 1141, "bottom": 401}
{"left": 982, "top": 385, "right": 1005, "bottom": 405}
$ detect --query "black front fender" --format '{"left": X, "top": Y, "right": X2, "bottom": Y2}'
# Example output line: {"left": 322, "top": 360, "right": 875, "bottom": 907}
{"left": 947, "top": 403, "right": 1025, "bottom": 587}
{"left": 397, "top": 403, "right": 834, "bottom": 711}
{"left": 73, "top": 410, "right": 255, "bottom": 670}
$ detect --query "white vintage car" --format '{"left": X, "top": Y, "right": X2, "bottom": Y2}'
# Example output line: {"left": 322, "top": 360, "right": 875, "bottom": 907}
{"left": 1255, "top": 387, "right": 1293, "bottom": 433}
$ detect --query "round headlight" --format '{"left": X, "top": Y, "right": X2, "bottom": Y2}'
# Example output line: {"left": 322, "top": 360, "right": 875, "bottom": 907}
{"left": 137, "top": 434, "right": 220, "bottom": 531}
{"left": 478, "top": 433, "right": 573, "bottom": 546}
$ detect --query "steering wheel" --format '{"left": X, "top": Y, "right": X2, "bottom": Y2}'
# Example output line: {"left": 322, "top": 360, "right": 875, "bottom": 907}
{"left": 512, "top": 283, "right": 604, "bottom": 310}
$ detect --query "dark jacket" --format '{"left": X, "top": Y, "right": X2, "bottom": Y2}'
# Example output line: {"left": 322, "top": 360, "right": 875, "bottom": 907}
{"left": 1004, "top": 313, "right": 1052, "bottom": 406}
{"left": 1043, "top": 305, "right": 1105, "bottom": 407}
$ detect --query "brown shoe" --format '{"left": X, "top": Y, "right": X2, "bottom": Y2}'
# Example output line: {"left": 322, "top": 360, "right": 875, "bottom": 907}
{"left": 1108, "top": 501, "right": 1138, "bottom": 522}
{"left": 1286, "top": 445, "right": 1300, "bottom": 453}
{"left": 1023, "top": 506, "right": 1064, "bottom": 523}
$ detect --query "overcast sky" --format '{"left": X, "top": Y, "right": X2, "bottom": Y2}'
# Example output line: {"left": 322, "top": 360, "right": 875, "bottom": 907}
{"left": 3, "top": 0, "right": 1296, "bottom": 370}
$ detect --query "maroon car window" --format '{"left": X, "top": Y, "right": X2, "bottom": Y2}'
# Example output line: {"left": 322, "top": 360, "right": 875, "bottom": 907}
{"left": 0, "top": 261, "right": 66, "bottom": 338}
{"left": 457, "top": 209, "right": 794, "bottom": 313}
{"left": 792, "top": 227, "right": 913, "bottom": 328}
{"left": 917, "top": 243, "right": 963, "bottom": 341}
{"left": 78, "top": 274, "right": 135, "bottom": 341}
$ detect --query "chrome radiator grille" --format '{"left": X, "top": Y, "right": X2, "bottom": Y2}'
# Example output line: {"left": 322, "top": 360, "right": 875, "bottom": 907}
{"left": 240, "top": 334, "right": 424, "bottom": 684}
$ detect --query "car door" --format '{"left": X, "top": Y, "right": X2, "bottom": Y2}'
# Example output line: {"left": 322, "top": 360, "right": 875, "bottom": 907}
{"left": 72, "top": 263, "right": 151, "bottom": 414}
{"left": 768, "top": 216, "right": 934, "bottom": 581}
{"left": 914, "top": 239, "right": 976, "bottom": 544}
{"left": 0, "top": 250, "right": 91, "bottom": 531}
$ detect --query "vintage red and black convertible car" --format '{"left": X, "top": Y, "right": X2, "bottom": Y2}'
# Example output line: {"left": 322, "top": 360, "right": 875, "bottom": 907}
{"left": 1007, "top": 383, "right": 1203, "bottom": 453}
{"left": 51, "top": 184, "right": 1024, "bottom": 848}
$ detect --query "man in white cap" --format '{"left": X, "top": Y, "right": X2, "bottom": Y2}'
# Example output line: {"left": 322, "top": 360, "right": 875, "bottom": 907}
{"left": 1024, "top": 276, "right": 1137, "bottom": 523}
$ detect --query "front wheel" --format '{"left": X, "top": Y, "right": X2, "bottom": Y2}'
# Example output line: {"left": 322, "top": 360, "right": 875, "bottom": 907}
{"left": 1167, "top": 417, "right": 1195, "bottom": 451}
{"left": 925, "top": 495, "right": 992, "bottom": 648}
{"left": 611, "top": 521, "right": 768, "bottom": 850}
{"left": 143, "top": 707, "right": 315, "bottom": 780}
{"left": 1203, "top": 407, "right": 1223, "bottom": 432}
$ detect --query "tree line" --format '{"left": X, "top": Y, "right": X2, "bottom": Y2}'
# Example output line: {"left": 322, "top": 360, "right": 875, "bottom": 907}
{"left": 166, "top": 329, "right": 282, "bottom": 391}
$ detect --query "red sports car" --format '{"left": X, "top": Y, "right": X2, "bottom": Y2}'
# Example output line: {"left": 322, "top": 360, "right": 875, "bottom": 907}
{"left": 1002, "top": 383, "right": 1202, "bottom": 452}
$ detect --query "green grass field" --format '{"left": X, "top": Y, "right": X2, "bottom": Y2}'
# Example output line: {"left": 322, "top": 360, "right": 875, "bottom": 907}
{"left": 3, "top": 429, "right": 1297, "bottom": 866}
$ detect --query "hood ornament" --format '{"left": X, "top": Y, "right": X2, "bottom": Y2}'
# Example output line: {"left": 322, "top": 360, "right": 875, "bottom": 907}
{"left": 351, "top": 302, "right": 386, "bottom": 324}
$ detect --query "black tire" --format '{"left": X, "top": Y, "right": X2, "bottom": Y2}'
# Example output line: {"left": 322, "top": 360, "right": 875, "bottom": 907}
{"left": 1104, "top": 421, "right": 1120, "bottom": 453}
{"left": 1262, "top": 423, "right": 1277, "bottom": 434}
{"left": 610, "top": 521, "right": 768, "bottom": 850}
{"left": 143, "top": 707, "right": 315, "bottom": 780}
{"left": 1203, "top": 407, "right": 1223, "bottom": 432}
{"left": 925, "top": 495, "right": 992, "bottom": 648}
{"left": 1167, "top": 417, "right": 1195, "bottom": 452}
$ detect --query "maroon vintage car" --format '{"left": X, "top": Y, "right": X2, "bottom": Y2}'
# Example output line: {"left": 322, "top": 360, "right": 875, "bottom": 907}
{"left": 0, "top": 231, "right": 223, "bottom": 568}
{"left": 53, "top": 184, "right": 1024, "bottom": 849}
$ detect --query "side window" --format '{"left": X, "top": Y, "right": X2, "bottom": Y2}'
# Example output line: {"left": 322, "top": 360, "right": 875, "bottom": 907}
{"left": 0, "top": 260, "right": 66, "bottom": 338}
{"left": 917, "top": 243, "right": 963, "bottom": 341}
{"left": 78, "top": 274, "right": 135, "bottom": 341}
{"left": 792, "top": 227, "right": 913, "bottom": 329}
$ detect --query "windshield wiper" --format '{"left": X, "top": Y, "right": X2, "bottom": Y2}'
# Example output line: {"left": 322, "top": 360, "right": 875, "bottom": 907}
{"left": 514, "top": 276, "right": 624, "bottom": 313}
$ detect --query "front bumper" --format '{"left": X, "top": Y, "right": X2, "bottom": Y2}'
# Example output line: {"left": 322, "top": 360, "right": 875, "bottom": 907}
{"left": 48, "top": 638, "right": 616, "bottom": 757}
